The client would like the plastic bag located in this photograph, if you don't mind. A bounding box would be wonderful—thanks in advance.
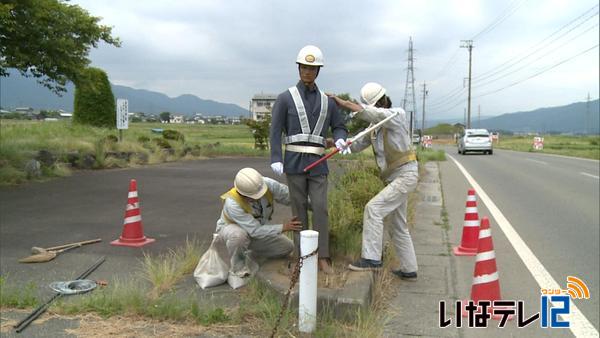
[227,250,259,289]
[194,234,229,289]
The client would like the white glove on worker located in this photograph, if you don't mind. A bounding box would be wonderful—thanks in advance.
[271,162,284,176]
[335,139,352,155]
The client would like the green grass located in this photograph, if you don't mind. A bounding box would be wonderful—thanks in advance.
[417,147,446,162]
[0,276,39,308]
[0,120,265,185]
[494,135,600,160]
[328,161,384,258]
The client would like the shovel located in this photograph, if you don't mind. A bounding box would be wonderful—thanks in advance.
[19,244,82,263]
[31,238,102,254]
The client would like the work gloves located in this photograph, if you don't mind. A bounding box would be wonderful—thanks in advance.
[271,162,284,176]
[335,139,352,155]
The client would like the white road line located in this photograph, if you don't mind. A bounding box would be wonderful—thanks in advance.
[447,154,598,337]
[580,172,600,180]
[525,158,548,165]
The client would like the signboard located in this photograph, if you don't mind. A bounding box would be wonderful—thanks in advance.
[116,99,129,130]
[533,137,544,150]
[422,135,433,148]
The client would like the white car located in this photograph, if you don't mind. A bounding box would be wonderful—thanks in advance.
[458,129,493,155]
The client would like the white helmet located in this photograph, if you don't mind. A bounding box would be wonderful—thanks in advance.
[234,168,267,200]
[360,82,386,106]
[296,45,324,67]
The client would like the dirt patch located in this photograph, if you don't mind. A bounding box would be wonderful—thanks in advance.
[64,314,239,337]
[275,257,351,289]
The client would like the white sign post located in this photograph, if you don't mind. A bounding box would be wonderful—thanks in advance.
[116,99,129,141]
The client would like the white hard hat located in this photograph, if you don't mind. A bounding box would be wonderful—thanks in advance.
[234,168,267,200]
[360,82,386,106]
[296,45,324,67]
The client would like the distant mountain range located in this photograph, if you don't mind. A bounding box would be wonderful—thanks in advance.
[0,71,249,118]
[423,100,599,134]
[1,71,598,133]
[480,100,599,134]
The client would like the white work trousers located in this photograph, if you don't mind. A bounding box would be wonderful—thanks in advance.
[362,168,418,273]
[218,224,294,271]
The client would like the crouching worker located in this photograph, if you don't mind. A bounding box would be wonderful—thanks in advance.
[217,168,302,276]
[330,82,419,280]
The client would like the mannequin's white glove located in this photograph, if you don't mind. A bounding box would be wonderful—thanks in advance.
[335,139,352,155]
[271,162,284,176]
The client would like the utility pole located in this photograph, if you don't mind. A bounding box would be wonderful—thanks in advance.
[461,40,473,129]
[421,83,428,137]
[586,93,590,134]
[403,37,418,137]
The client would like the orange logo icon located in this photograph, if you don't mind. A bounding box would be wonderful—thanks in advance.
[566,276,590,299]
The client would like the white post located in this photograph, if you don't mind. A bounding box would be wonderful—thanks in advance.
[298,230,318,333]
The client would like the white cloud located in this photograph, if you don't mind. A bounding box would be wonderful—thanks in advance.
[73,0,599,119]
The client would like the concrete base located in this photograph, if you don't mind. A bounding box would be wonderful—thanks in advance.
[256,259,374,322]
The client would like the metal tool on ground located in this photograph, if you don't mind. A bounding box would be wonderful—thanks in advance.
[49,279,97,295]
[303,110,400,172]
[14,256,106,333]
[19,244,82,263]
[30,238,102,254]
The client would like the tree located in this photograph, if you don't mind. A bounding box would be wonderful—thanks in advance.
[0,0,120,94]
[246,115,271,150]
[160,112,171,123]
[336,93,369,134]
[73,67,115,128]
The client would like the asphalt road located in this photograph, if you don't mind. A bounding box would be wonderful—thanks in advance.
[0,158,292,297]
[438,145,599,335]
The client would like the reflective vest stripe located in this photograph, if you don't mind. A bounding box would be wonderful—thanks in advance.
[287,86,328,145]
[289,87,311,134]
[284,134,325,146]
[313,91,328,138]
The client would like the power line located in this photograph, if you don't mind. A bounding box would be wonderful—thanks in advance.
[471,0,528,41]
[474,23,599,88]
[474,44,599,98]
[428,5,599,106]
[474,7,598,81]
[428,43,599,115]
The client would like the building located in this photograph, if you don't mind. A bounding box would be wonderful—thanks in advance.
[250,93,276,121]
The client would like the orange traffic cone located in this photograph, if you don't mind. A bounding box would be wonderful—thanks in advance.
[453,189,479,256]
[111,179,155,247]
[462,217,511,320]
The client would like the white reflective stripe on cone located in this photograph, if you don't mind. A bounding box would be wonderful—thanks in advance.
[476,250,496,262]
[465,207,478,213]
[126,203,139,211]
[467,196,476,201]
[463,220,479,227]
[128,191,138,198]
[124,215,142,224]
[473,272,499,285]
[479,229,491,239]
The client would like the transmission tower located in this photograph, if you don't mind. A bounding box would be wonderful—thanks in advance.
[403,37,418,136]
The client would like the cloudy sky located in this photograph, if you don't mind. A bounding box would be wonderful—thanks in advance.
[73,0,599,120]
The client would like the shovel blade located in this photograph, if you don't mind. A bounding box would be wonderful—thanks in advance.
[18,252,57,263]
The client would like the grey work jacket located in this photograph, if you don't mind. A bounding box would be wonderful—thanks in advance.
[215,178,291,239]
[350,106,418,182]
[270,81,347,175]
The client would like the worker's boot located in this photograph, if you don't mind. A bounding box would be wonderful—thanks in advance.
[318,258,333,274]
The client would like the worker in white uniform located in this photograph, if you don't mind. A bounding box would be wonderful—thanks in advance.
[329,82,419,280]
[216,168,302,275]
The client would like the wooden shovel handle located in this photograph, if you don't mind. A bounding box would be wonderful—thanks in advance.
[45,238,101,251]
